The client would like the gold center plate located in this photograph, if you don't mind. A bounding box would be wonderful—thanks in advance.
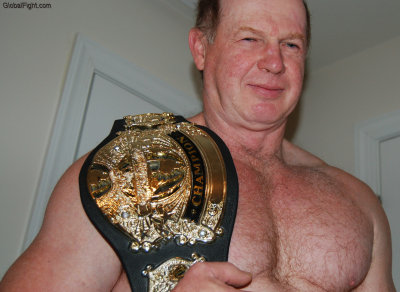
[86,113,227,252]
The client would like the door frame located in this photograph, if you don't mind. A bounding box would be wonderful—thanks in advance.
[355,109,400,197]
[23,34,201,250]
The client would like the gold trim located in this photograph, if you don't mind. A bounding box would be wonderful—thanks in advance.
[181,128,227,231]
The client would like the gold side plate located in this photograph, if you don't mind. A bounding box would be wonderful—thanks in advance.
[142,253,205,292]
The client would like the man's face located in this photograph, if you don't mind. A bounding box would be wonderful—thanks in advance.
[199,0,307,131]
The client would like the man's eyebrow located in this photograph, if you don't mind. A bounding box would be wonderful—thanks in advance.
[236,27,306,42]
[285,33,306,42]
[236,26,262,35]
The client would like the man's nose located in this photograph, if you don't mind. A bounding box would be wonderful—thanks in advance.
[257,44,284,74]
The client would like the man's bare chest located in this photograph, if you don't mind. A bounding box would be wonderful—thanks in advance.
[228,162,374,291]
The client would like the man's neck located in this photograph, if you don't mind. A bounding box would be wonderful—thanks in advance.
[188,112,287,162]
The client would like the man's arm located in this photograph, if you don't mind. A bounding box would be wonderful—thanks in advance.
[0,156,122,291]
[354,185,396,291]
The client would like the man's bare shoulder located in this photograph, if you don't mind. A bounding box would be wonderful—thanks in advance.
[282,139,380,207]
[0,155,122,292]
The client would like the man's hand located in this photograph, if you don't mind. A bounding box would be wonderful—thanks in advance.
[173,262,252,291]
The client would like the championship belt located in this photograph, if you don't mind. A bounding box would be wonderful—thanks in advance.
[79,113,238,291]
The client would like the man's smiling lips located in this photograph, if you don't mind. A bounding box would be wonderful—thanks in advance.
[247,84,284,99]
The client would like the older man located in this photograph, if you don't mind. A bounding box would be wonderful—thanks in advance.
[0,0,395,291]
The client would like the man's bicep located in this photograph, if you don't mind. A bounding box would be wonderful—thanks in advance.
[1,155,122,291]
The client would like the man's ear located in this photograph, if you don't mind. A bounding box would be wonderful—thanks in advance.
[189,28,208,71]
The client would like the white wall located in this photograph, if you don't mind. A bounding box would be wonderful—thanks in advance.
[0,0,197,277]
[292,35,400,175]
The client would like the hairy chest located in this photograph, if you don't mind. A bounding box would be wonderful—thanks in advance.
[228,163,374,291]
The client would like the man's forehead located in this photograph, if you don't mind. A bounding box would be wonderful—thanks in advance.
[218,0,307,32]
[219,0,306,20]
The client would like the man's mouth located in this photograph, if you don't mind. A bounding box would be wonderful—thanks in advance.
[248,84,284,99]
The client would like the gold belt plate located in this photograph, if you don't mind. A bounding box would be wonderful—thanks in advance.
[142,253,205,292]
[86,113,227,253]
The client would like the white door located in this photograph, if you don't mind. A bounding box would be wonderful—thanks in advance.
[75,73,166,158]
[380,135,400,288]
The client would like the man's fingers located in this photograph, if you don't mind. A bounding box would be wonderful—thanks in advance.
[189,262,252,288]
[172,261,252,291]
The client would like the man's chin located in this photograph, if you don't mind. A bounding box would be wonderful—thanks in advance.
[236,116,286,132]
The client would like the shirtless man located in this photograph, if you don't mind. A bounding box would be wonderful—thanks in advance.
[0,0,395,291]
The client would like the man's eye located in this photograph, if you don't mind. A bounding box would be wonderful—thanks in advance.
[242,37,256,42]
[285,42,299,49]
